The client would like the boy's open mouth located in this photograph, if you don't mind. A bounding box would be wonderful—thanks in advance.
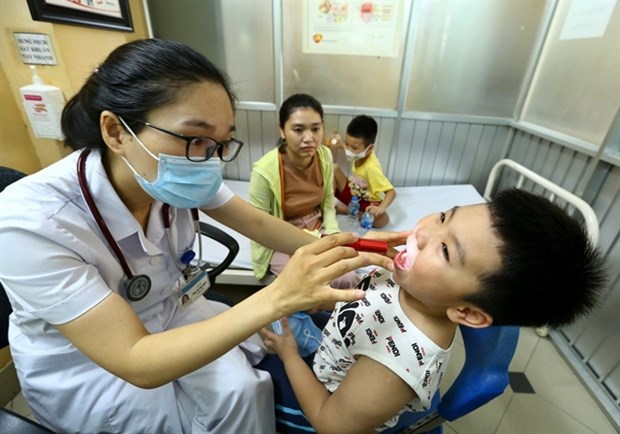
[395,232,418,270]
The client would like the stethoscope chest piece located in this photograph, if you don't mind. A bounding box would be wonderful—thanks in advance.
[78,149,202,304]
[125,274,152,301]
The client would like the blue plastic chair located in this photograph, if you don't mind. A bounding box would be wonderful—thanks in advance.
[387,325,520,434]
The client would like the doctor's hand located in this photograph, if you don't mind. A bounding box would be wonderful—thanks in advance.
[266,232,393,318]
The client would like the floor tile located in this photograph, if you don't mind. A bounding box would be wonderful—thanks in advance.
[496,393,598,434]
[509,372,535,394]
[445,388,513,434]
[525,338,617,434]
[509,327,540,372]
[443,423,458,434]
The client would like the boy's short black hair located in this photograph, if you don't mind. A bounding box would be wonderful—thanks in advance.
[346,115,378,145]
[466,189,606,328]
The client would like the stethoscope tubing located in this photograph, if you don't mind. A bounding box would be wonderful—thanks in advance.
[78,148,136,280]
[77,148,202,301]
[162,204,203,272]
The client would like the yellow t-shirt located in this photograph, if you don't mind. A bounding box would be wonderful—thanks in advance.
[349,153,393,202]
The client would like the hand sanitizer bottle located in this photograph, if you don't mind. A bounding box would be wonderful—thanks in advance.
[19,65,65,140]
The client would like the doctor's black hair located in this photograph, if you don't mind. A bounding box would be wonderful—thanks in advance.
[61,38,236,151]
[346,115,378,146]
[465,188,607,328]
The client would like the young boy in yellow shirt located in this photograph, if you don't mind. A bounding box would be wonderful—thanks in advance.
[329,115,396,228]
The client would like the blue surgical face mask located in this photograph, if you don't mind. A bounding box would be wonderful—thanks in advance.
[119,118,223,209]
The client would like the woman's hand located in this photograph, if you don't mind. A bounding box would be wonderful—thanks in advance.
[261,317,299,362]
[266,232,392,317]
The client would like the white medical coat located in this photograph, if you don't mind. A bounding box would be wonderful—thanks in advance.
[0,150,274,433]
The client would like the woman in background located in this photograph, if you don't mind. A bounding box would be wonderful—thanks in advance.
[249,93,360,289]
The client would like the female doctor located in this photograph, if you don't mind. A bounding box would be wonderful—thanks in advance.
[0,39,400,433]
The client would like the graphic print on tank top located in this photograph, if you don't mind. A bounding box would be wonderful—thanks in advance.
[314,268,452,421]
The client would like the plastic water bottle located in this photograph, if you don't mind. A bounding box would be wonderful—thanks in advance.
[348,196,360,224]
[358,211,374,236]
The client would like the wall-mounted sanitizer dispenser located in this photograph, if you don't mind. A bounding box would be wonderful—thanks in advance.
[19,66,65,140]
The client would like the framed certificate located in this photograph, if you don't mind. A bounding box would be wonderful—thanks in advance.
[27,0,133,33]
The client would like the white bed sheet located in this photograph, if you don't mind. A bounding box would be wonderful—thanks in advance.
[196,180,485,285]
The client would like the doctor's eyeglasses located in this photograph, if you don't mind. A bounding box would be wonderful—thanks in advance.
[127,119,244,162]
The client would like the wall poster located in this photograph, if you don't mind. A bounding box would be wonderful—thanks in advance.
[303,0,404,57]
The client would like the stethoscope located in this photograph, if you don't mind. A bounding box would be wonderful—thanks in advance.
[77,148,203,302]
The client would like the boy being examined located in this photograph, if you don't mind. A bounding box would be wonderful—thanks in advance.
[259,189,606,433]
